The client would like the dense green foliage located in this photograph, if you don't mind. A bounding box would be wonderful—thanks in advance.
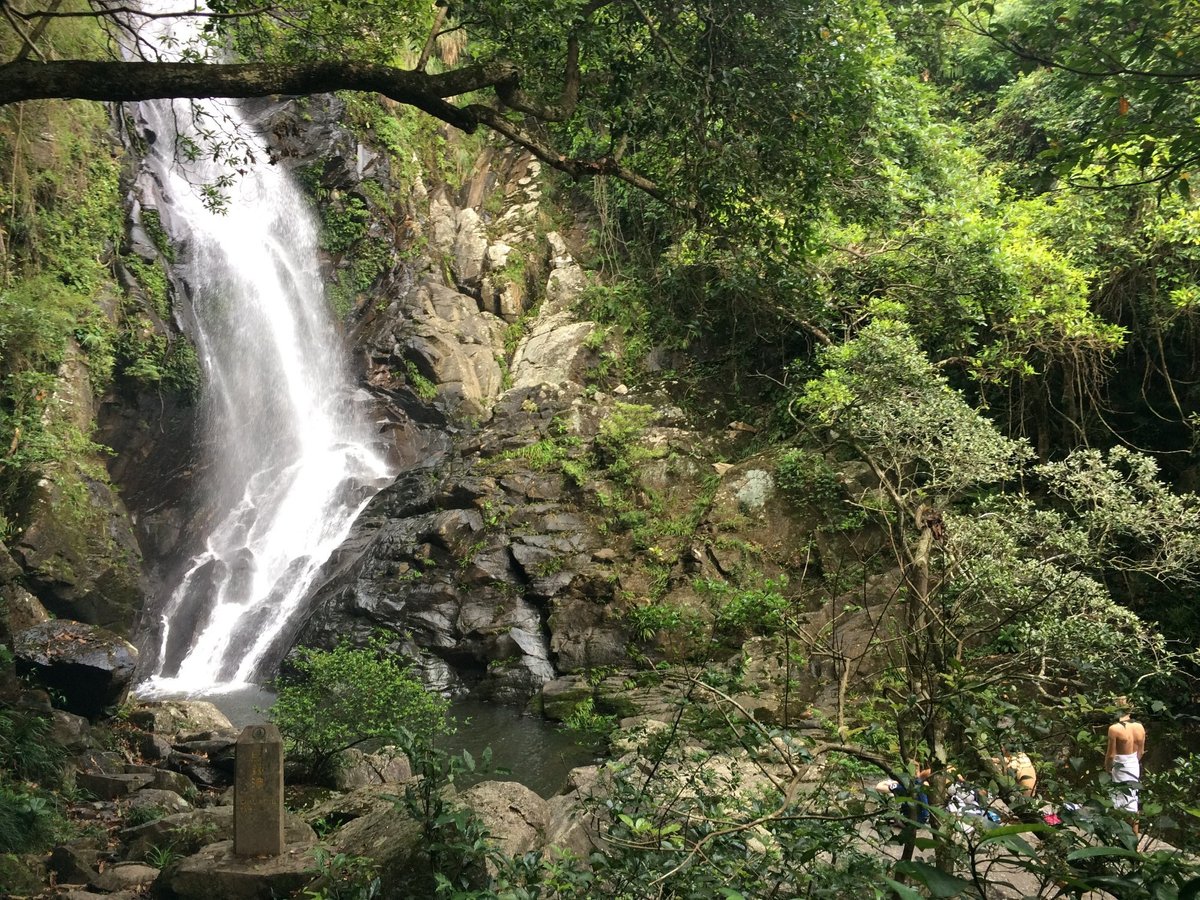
[0,13,200,539]
[0,708,64,853]
[270,639,450,781]
[795,319,1190,776]
[0,98,122,531]
[2,0,1200,893]
[952,0,1200,187]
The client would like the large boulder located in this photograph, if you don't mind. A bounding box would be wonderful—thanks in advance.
[508,316,597,391]
[548,595,627,673]
[451,207,489,290]
[322,780,548,891]
[49,709,93,751]
[127,700,235,740]
[75,771,154,799]
[399,281,507,416]
[13,620,138,718]
[545,765,606,861]
[328,795,424,889]
[543,232,589,313]
[329,746,412,790]
[296,478,561,700]
[539,676,595,722]
[92,862,160,893]
[460,780,549,861]
[3,586,51,636]
[428,193,458,257]
[301,785,395,827]
[127,788,192,816]
[14,470,146,634]
[49,844,102,885]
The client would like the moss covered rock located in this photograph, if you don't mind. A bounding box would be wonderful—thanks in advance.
[14,473,145,634]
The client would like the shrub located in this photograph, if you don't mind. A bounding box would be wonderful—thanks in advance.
[303,847,381,900]
[595,402,659,484]
[562,698,616,745]
[0,783,60,852]
[775,448,843,506]
[125,804,169,828]
[699,575,794,636]
[403,360,439,402]
[270,639,450,782]
[0,707,64,784]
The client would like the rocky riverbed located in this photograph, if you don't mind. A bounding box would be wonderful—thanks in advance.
[0,695,604,899]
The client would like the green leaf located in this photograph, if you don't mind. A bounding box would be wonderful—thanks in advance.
[987,834,1038,858]
[893,860,974,897]
[1066,846,1141,861]
[882,878,924,900]
[979,823,1055,841]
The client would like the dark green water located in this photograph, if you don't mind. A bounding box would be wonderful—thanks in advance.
[439,699,600,798]
[200,688,597,798]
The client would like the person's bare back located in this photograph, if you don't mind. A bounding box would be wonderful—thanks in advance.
[1106,717,1146,762]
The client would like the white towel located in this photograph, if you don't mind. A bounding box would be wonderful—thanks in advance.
[1110,752,1140,812]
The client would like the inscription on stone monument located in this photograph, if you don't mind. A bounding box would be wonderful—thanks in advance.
[234,723,284,857]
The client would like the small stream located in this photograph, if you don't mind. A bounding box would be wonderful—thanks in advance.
[202,688,597,799]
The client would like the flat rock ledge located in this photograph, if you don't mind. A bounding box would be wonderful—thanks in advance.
[152,840,315,900]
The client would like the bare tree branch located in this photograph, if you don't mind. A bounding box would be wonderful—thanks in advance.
[415,3,448,73]
[14,0,61,63]
[10,4,274,23]
[2,4,46,63]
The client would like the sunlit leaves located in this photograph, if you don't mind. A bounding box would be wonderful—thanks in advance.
[794,317,1187,697]
[953,0,1200,186]
[797,318,1031,506]
[1037,446,1200,580]
[269,638,450,780]
[209,0,435,65]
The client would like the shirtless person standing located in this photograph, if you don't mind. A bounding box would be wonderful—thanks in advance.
[1105,700,1147,832]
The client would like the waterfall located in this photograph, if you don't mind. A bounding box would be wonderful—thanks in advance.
[125,3,396,694]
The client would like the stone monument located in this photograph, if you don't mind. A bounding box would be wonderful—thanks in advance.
[234,724,284,857]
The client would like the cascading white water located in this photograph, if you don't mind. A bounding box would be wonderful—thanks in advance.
[125,3,396,694]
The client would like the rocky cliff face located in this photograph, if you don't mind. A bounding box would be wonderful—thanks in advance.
[253,100,823,707]
[281,127,636,700]
[23,93,856,719]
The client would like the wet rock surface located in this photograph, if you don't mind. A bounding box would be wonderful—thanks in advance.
[128,700,235,740]
[294,381,630,700]
[263,127,801,713]
[13,620,139,719]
